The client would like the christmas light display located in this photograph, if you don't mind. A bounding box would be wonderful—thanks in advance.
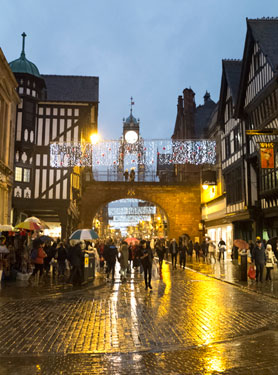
[50,139,216,168]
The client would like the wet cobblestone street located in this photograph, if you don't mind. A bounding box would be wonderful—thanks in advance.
[1,263,278,374]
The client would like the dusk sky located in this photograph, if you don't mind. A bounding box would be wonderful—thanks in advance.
[1,1,278,140]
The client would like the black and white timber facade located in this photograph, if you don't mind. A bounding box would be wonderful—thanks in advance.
[203,18,278,243]
[9,34,99,238]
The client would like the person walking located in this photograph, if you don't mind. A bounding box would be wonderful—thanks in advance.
[194,241,201,262]
[30,238,47,282]
[208,241,216,263]
[200,239,208,263]
[169,239,178,269]
[265,244,276,281]
[119,240,129,282]
[218,239,226,261]
[179,242,187,269]
[57,241,68,277]
[139,240,153,290]
[253,239,265,283]
[103,239,118,282]
[155,239,165,268]
[187,240,193,262]
[67,241,84,285]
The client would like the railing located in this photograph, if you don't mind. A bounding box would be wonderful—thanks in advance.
[85,171,200,184]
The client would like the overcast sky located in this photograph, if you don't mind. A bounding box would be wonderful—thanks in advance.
[1,1,278,140]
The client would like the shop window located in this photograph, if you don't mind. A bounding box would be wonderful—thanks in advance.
[23,169,30,183]
[15,167,22,182]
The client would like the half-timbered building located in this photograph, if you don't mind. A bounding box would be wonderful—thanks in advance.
[217,59,258,241]
[9,34,99,238]
[0,48,20,226]
[236,18,278,239]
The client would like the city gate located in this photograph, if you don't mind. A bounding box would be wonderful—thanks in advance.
[80,179,201,240]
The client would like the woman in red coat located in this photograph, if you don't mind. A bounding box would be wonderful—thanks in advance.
[31,239,47,279]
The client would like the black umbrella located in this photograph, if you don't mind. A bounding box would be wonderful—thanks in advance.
[39,235,53,243]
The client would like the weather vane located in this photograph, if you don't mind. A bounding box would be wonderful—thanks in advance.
[130,96,135,114]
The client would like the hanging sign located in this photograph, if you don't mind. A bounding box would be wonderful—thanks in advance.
[260,142,274,169]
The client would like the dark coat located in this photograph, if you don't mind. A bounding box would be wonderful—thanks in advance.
[68,244,83,267]
[139,245,153,266]
[169,241,179,255]
[103,244,118,264]
[253,245,266,265]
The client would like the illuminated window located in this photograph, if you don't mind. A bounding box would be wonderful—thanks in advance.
[23,169,30,183]
[15,167,22,181]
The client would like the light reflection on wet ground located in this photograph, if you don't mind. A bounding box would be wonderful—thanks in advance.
[1,262,278,374]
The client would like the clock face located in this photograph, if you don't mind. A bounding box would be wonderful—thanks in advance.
[125,130,138,144]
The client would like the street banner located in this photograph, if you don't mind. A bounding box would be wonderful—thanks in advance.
[260,142,274,169]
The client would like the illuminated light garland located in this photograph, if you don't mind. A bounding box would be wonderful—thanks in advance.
[50,139,216,168]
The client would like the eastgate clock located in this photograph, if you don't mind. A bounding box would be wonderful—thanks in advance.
[124,130,138,144]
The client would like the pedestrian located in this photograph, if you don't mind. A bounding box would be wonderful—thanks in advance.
[169,238,178,269]
[119,240,129,282]
[253,239,265,283]
[129,168,135,182]
[218,238,226,261]
[200,239,207,263]
[123,169,129,182]
[208,241,216,263]
[139,240,153,290]
[188,240,193,262]
[103,238,118,282]
[57,241,68,277]
[155,239,165,268]
[67,241,84,285]
[179,242,187,269]
[194,241,200,262]
[30,238,47,282]
[265,244,276,281]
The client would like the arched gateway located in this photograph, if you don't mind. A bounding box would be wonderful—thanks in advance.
[80,179,201,240]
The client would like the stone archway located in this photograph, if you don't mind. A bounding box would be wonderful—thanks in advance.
[80,180,201,240]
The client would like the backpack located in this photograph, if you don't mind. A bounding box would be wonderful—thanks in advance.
[31,248,38,261]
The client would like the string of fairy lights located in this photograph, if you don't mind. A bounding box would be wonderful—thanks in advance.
[50,139,216,168]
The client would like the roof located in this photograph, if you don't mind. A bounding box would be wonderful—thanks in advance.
[195,97,217,138]
[248,18,278,72]
[223,60,242,103]
[235,18,278,115]
[41,75,99,102]
[9,54,41,78]
[9,32,41,78]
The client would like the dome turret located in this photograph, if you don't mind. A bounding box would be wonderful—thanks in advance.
[9,32,41,78]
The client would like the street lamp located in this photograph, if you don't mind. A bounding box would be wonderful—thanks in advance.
[90,133,100,144]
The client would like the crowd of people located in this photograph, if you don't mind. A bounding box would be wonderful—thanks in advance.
[1,231,277,286]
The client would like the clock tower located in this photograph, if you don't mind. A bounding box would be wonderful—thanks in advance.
[118,98,145,181]
[123,97,139,144]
